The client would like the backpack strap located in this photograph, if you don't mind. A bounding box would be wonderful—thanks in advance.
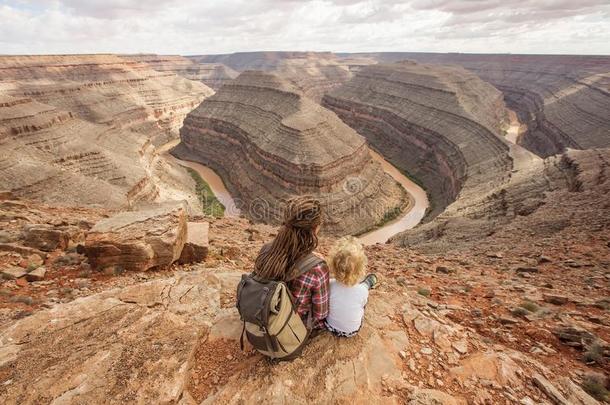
[286,253,325,282]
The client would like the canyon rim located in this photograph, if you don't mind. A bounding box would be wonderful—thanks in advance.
[1,1,610,404]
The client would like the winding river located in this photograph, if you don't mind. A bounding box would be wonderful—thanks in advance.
[157,140,429,245]
[157,140,241,217]
[358,150,429,245]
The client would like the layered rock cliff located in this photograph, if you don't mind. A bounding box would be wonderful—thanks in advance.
[0,55,212,208]
[191,51,337,72]
[176,71,408,235]
[323,61,512,220]
[0,54,213,145]
[342,53,610,157]
[273,56,353,103]
[192,52,353,102]
[123,54,238,90]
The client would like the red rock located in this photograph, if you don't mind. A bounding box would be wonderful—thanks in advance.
[15,277,28,287]
[84,203,187,272]
[178,222,209,264]
[26,267,46,282]
[22,225,70,252]
[1,267,27,280]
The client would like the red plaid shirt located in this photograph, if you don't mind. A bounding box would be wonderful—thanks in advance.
[288,262,330,329]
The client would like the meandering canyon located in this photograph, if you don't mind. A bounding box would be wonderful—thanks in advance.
[1,52,608,405]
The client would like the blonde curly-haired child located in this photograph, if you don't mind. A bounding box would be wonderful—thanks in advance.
[325,236,377,337]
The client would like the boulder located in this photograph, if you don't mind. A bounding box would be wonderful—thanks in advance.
[0,243,47,259]
[1,267,27,280]
[26,266,46,282]
[84,203,187,272]
[543,293,569,305]
[22,225,70,252]
[532,373,570,405]
[554,325,598,349]
[178,222,209,264]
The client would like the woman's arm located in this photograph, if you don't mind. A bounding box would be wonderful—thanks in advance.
[311,264,330,328]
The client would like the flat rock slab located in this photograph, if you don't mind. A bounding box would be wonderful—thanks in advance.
[1,267,27,280]
[84,203,187,272]
[179,222,209,264]
[25,266,46,282]
[22,224,70,252]
[0,270,224,404]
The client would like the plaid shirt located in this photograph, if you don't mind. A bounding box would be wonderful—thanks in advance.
[288,262,330,329]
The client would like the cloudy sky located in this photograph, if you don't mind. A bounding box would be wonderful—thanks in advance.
[1,0,609,55]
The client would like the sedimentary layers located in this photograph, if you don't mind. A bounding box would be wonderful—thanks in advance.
[0,54,213,145]
[192,52,354,102]
[0,55,212,208]
[176,71,407,235]
[273,57,353,103]
[0,95,157,207]
[191,51,337,72]
[395,147,610,251]
[124,54,238,91]
[323,61,512,220]
[342,53,610,157]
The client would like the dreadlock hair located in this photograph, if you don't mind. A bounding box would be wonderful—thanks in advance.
[254,196,322,281]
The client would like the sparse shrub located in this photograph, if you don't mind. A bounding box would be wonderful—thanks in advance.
[0,288,12,296]
[583,343,604,364]
[184,166,225,218]
[417,287,431,297]
[380,206,402,225]
[10,295,34,305]
[594,299,610,311]
[511,307,530,317]
[78,270,92,278]
[582,373,609,402]
[519,300,540,313]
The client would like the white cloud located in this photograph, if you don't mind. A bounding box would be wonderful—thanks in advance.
[0,0,608,55]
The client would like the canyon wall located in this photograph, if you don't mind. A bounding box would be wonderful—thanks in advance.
[192,52,354,102]
[340,53,610,157]
[123,54,238,90]
[323,61,512,220]
[394,146,610,251]
[190,51,337,72]
[0,54,213,145]
[176,71,408,235]
[0,55,212,208]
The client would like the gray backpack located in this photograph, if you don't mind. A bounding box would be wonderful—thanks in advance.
[236,253,324,360]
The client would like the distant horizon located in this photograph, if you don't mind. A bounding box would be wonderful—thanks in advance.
[2,50,610,57]
[1,1,609,56]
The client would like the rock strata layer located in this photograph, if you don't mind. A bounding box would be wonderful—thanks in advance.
[177,71,407,235]
[123,54,239,91]
[324,61,512,220]
[84,203,187,272]
[0,55,213,208]
[343,53,610,157]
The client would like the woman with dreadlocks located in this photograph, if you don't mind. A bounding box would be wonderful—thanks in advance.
[253,196,330,330]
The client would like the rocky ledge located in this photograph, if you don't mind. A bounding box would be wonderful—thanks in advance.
[176,71,408,235]
[323,61,512,220]
[1,264,605,404]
